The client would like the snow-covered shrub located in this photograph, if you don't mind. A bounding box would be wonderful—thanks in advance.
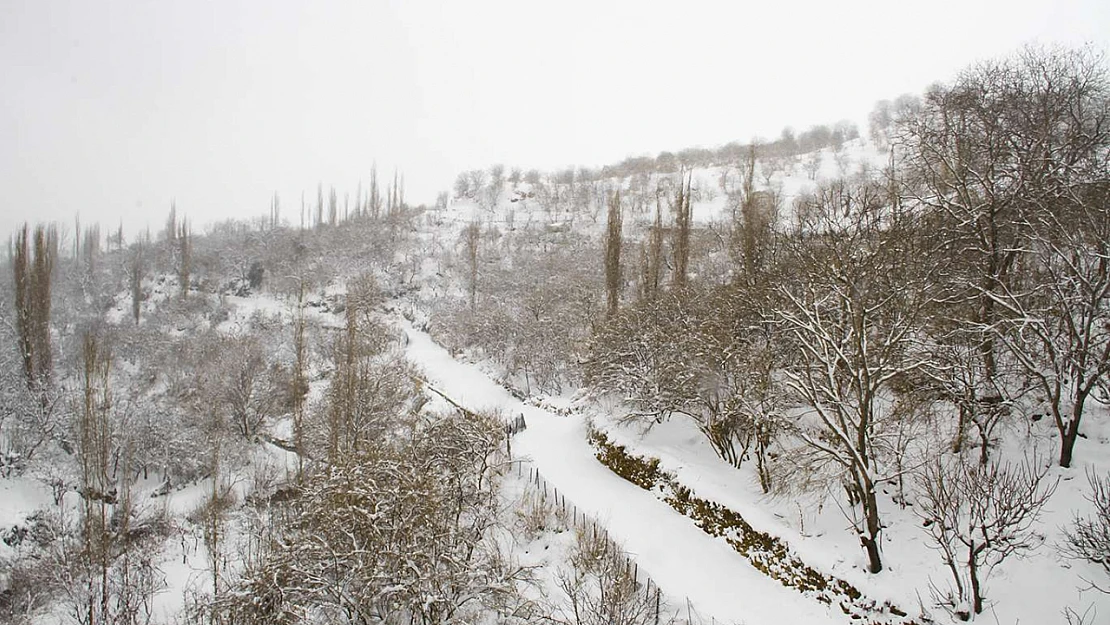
[516,487,565,539]
[1062,470,1110,592]
[429,226,601,394]
[555,524,659,625]
[218,409,527,624]
[586,286,785,486]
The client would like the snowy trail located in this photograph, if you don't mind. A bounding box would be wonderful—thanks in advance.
[403,325,847,625]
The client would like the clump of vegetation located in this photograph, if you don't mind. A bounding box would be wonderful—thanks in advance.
[589,427,916,624]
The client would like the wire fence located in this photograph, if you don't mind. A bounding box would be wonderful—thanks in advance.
[505,415,717,625]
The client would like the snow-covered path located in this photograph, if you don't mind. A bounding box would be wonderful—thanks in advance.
[402,325,847,625]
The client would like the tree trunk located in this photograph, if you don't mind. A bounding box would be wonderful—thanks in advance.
[1059,415,1079,468]
[862,481,883,573]
[1059,394,1088,468]
[969,543,984,615]
[953,402,968,454]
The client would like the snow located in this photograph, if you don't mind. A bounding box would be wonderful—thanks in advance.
[403,321,849,625]
[402,305,1110,624]
[0,476,53,567]
[0,477,51,528]
[6,138,1107,623]
[587,380,1110,625]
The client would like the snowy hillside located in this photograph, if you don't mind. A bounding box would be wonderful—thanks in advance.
[4,48,1110,625]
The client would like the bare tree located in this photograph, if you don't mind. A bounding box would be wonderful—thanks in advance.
[128,235,146,325]
[328,186,338,226]
[369,164,382,217]
[586,287,784,486]
[898,46,1110,466]
[468,169,488,200]
[11,222,58,390]
[945,47,1110,468]
[924,329,1011,463]
[489,163,505,190]
[987,194,1110,467]
[868,99,894,146]
[640,188,664,300]
[672,171,692,290]
[177,220,191,300]
[463,221,481,313]
[604,191,622,318]
[1062,470,1110,593]
[321,274,417,462]
[220,410,518,624]
[779,178,933,573]
[734,145,779,281]
[222,338,280,440]
[292,281,309,478]
[916,455,1057,618]
[76,331,114,625]
[802,151,821,180]
[454,172,471,200]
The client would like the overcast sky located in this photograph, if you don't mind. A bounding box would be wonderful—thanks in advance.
[2,0,1108,241]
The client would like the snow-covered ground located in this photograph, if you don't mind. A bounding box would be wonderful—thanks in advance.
[5,139,1107,623]
[592,403,1110,625]
[403,321,851,625]
[401,314,1110,625]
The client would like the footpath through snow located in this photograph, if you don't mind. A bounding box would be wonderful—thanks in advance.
[402,323,848,625]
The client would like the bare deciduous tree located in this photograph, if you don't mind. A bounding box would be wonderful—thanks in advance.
[640,188,664,300]
[177,220,191,300]
[898,46,1110,467]
[916,455,1057,619]
[463,220,481,313]
[11,223,58,390]
[671,172,692,290]
[779,178,933,574]
[1062,470,1110,594]
[604,191,622,318]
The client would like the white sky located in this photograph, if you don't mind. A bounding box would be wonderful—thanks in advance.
[2,0,1108,240]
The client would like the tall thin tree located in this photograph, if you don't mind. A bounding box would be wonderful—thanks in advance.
[605,191,623,318]
[672,171,692,289]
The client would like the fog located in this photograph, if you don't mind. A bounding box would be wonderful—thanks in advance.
[2,0,1107,240]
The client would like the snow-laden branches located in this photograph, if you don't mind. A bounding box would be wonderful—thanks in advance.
[218,409,527,625]
[585,286,787,489]
[1062,469,1110,594]
[778,177,937,574]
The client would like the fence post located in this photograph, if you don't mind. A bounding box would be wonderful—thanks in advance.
[654,588,660,625]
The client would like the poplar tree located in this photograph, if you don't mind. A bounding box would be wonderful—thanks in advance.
[605,191,622,318]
